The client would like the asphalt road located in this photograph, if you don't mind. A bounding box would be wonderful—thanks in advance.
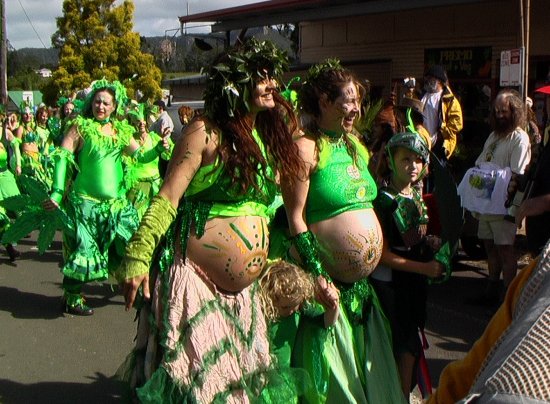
[1,231,529,403]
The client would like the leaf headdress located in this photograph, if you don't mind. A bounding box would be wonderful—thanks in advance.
[304,58,344,84]
[80,79,129,118]
[203,38,289,122]
[19,100,34,115]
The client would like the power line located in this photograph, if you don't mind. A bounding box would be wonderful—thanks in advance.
[16,0,48,49]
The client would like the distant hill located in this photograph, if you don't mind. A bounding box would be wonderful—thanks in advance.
[11,47,59,69]
[11,26,294,70]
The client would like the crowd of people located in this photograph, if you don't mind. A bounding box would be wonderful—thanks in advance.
[2,37,550,403]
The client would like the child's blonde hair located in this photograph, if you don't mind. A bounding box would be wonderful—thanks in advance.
[259,259,315,321]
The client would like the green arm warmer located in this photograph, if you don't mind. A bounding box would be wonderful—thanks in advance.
[50,147,73,204]
[132,141,166,164]
[116,194,177,282]
[291,230,332,282]
[10,138,22,169]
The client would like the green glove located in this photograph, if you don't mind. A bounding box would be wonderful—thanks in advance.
[132,141,167,164]
[10,137,22,170]
[116,194,176,282]
[291,230,332,282]
[50,147,73,204]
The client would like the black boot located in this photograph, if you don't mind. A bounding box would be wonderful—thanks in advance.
[6,244,20,262]
[63,292,94,316]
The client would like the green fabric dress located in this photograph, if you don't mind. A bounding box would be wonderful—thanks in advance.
[291,134,406,404]
[61,117,139,282]
[0,141,21,238]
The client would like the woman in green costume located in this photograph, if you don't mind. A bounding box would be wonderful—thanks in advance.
[43,80,170,316]
[12,102,50,187]
[125,102,173,220]
[117,39,305,403]
[281,60,406,403]
[0,107,22,261]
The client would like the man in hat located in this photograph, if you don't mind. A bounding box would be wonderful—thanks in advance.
[421,65,463,161]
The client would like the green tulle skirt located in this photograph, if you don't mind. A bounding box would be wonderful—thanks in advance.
[61,192,139,282]
[292,281,406,404]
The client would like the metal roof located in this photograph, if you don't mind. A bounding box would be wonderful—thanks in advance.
[179,0,492,32]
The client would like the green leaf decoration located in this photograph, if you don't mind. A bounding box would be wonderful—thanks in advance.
[2,210,44,245]
[37,220,58,254]
[203,38,289,124]
[1,174,74,252]
[18,175,50,204]
[0,195,34,212]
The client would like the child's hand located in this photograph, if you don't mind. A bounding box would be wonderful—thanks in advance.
[425,260,444,278]
[315,276,339,310]
[324,282,340,308]
[426,235,442,251]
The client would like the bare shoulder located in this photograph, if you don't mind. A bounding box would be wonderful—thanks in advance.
[294,132,318,164]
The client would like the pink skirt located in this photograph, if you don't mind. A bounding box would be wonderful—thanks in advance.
[135,256,272,403]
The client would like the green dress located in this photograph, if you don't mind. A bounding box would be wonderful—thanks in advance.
[291,134,406,404]
[61,117,139,282]
[0,141,21,239]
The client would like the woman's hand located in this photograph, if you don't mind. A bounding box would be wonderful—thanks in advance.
[122,273,150,311]
[15,166,21,176]
[42,198,59,211]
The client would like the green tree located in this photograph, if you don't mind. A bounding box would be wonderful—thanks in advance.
[42,0,162,105]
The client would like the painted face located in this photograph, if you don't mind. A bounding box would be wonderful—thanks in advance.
[250,76,277,113]
[324,81,361,133]
[92,90,116,121]
[273,295,301,318]
[391,146,424,186]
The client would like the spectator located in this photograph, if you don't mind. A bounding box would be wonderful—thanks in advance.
[464,89,531,305]
[421,65,463,161]
[148,100,174,138]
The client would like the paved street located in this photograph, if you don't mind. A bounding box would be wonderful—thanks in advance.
[0,231,530,403]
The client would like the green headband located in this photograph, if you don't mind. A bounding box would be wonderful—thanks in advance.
[19,100,33,114]
[80,79,129,118]
[203,38,289,121]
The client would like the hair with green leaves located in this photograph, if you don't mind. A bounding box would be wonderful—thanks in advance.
[203,38,289,123]
[202,38,305,195]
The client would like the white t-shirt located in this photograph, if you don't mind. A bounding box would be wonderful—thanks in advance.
[475,128,531,174]
[422,91,442,145]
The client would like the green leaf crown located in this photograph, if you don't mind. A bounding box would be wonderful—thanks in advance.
[203,38,289,122]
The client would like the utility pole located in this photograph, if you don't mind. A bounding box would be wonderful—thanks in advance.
[0,0,7,106]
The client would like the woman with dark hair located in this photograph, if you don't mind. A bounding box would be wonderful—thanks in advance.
[282,59,405,403]
[43,80,170,316]
[117,39,305,402]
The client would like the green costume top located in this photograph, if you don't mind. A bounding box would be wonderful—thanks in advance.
[306,133,377,224]
[21,123,38,144]
[374,186,430,258]
[72,116,134,199]
[172,128,278,259]
[127,131,172,181]
[35,125,51,153]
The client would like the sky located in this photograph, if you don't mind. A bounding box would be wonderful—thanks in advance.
[5,0,260,50]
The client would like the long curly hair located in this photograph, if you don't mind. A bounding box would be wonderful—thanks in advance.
[490,89,527,133]
[204,39,305,195]
[259,260,315,322]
